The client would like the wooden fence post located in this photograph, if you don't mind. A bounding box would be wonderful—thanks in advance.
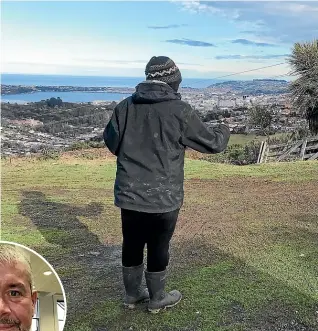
[258,141,267,164]
[300,139,307,160]
[257,141,264,164]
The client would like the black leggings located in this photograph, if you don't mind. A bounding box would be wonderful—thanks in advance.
[121,208,179,272]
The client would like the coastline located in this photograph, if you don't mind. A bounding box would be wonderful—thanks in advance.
[1,84,136,96]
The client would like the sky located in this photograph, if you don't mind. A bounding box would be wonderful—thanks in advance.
[1,1,318,80]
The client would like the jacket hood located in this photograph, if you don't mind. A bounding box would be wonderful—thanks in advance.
[132,80,181,104]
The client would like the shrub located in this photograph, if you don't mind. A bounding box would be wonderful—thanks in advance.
[38,149,60,160]
[266,134,292,145]
[65,141,104,151]
[201,140,262,165]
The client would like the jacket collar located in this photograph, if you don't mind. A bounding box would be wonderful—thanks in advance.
[132,80,181,104]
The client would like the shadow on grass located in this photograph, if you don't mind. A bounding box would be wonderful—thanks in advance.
[19,190,123,330]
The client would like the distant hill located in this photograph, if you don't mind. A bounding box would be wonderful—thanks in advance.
[207,79,289,95]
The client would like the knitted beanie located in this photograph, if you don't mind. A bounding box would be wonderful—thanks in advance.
[145,56,182,88]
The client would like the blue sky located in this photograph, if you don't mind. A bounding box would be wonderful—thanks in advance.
[2,1,318,79]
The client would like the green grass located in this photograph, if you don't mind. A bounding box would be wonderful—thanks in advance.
[2,159,116,190]
[228,133,286,146]
[69,257,317,331]
[1,156,318,331]
[184,158,318,182]
[228,134,260,146]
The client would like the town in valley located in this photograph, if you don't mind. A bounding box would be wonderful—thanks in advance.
[1,79,306,156]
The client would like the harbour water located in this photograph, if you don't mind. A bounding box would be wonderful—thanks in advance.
[1,73,217,103]
[1,91,131,104]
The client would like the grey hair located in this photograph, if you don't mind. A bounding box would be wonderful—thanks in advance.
[0,243,34,290]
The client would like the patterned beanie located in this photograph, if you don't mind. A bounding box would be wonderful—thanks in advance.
[145,56,182,88]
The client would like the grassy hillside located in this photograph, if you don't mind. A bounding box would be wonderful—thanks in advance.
[229,133,261,146]
[1,153,318,331]
[228,133,287,146]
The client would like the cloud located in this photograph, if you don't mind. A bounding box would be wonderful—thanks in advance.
[73,59,147,65]
[240,30,257,34]
[73,58,202,67]
[215,54,289,60]
[165,38,216,47]
[148,24,188,29]
[179,1,318,44]
[178,62,202,66]
[2,61,146,76]
[231,39,276,47]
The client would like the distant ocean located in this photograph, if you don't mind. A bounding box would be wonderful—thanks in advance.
[1,73,216,103]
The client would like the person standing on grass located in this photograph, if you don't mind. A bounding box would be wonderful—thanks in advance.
[104,56,230,313]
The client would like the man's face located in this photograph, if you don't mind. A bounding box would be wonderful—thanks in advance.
[0,262,37,331]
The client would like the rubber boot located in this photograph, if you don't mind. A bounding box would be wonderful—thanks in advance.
[122,264,149,309]
[145,269,182,314]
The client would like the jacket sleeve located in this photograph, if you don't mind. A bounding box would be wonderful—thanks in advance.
[103,107,120,156]
[180,109,230,154]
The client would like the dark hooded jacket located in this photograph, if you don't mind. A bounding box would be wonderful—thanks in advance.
[104,80,230,213]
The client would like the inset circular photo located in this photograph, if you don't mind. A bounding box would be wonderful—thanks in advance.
[0,241,67,331]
